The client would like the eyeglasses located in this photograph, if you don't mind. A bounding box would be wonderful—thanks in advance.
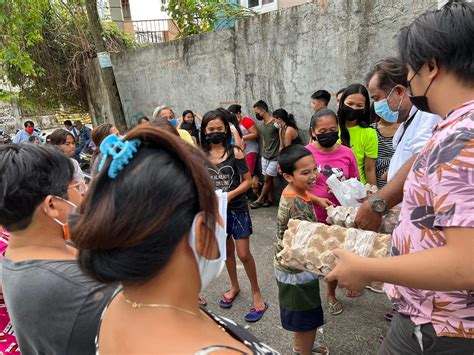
[68,181,87,194]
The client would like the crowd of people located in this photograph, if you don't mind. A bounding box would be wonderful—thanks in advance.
[0,1,473,354]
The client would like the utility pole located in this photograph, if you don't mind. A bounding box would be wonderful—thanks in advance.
[84,0,127,132]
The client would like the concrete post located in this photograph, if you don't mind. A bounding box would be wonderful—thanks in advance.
[109,0,124,30]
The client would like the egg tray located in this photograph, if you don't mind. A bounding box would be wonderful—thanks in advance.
[326,206,401,234]
[277,219,391,275]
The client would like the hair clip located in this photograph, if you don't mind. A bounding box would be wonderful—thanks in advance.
[98,134,141,179]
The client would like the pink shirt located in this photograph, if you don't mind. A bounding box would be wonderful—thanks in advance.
[0,229,20,353]
[305,144,359,223]
[385,101,474,338]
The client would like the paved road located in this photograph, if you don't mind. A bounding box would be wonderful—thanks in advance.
[203,206,392,355]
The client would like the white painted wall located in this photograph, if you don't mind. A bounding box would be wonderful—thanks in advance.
[129,0,170,20]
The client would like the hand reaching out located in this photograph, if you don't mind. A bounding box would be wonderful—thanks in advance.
[324,249,371,291]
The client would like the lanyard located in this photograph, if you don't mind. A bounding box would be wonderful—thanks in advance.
[397,109,419,146]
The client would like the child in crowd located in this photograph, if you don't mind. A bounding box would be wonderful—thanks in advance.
[0,144,115,354]
[307,108,360,306]
[275,145,328,355]
[201,110,267,322]
[49,129,87,192]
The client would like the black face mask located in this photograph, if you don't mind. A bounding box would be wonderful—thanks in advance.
[408,73,435,114]
[206,132,227,144]
[342,104,365,122]
[255,113,263,121]
[316,131,339,148]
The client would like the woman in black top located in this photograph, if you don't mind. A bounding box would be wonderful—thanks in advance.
[273,109,303,150]
[201,110,268,323]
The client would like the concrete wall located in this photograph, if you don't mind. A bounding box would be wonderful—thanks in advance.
[0,100,20,133]
[112,0,437,134]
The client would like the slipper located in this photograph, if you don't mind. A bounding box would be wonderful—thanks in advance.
[378,335,384,344]
[328,300,343,316]
[219,290,240,309]
[262,201,273,208]
[346,290,362,298]
[384,311,394,322]
[250,201,263,209]
[292,341,329,354]
[244,302,268,322]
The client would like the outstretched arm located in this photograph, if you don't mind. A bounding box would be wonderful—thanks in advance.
[325,227,474,291]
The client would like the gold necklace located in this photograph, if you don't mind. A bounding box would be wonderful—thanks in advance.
[121,293,226,332]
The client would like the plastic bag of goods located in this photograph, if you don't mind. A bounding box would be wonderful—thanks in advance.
[326,176,367,207]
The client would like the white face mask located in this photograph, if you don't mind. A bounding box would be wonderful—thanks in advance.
[50,196,78,240]
[188,213,227,293]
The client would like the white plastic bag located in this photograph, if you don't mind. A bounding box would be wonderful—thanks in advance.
[326,176,367,207]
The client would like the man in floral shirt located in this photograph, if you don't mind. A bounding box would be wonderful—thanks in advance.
[326,2,474,353]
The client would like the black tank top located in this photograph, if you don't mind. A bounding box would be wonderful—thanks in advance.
[282,126,303,147]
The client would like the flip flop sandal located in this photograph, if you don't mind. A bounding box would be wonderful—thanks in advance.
[250,201,263,209]
[219,290,240,309]
[384,311,394,322]
[379,335,384,344]
[292,342,330,355]
[262,201,273,208]
[328,300,343,315]
[244,302,268,322]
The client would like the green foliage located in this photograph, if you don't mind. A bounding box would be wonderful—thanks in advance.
[0,0,49,77]
[0,0,136,111]
[164,0,254,38]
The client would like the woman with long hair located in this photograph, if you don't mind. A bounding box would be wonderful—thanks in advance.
[71,127,275,353]
[91,123,120,170]
[337,84,378,185]
[179,110,200,144]
[200,110,267,323]
[273,108,303,149]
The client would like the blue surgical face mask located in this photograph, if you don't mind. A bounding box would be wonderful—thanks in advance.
[374,87,403,123]
[169,119,178,127]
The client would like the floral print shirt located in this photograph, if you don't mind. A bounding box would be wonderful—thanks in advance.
[385,100,474,338]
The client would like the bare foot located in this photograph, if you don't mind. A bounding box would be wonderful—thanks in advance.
[346,289,362,298]
[252,291,265,311]
[223,287,240,301]
[327,293,343,315]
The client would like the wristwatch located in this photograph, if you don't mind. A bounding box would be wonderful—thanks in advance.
[369,197,389,215]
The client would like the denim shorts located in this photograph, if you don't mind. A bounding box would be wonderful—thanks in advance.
[226,209,253,240]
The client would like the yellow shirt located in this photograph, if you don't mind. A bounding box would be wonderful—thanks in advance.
[178,129,195,145]
[346,125,378,184]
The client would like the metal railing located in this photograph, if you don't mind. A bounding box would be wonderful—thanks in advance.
[129,19,176,44]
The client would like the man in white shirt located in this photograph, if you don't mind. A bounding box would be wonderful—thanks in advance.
[387,107,440,181]
[355,57,440,230]
[368,57,441,181]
